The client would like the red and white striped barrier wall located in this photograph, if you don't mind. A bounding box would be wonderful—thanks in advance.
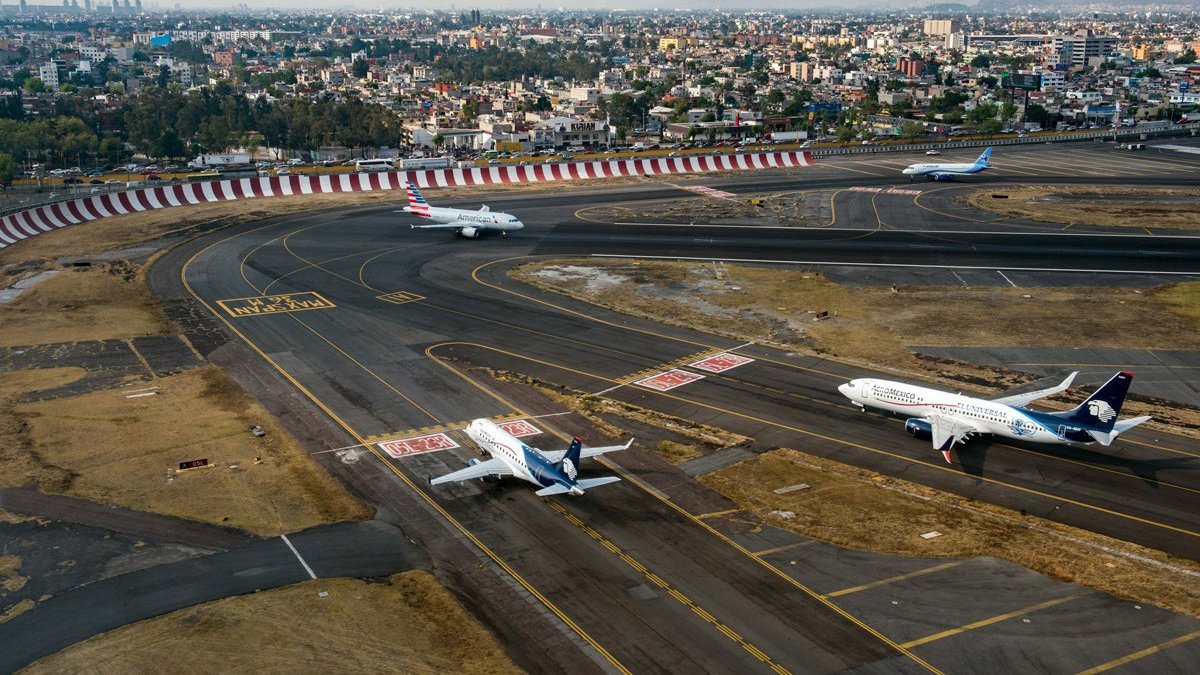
[0,150,812,249]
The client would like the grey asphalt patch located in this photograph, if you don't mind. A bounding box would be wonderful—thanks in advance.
[130,334,204,375]
[0,270,60,304]
[0,519,428,674]
[913,346,1200,408]
[721,519,1200,672]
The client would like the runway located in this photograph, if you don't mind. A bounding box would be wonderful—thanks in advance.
[151,141,1200,673]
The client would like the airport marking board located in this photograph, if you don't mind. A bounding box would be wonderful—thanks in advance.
[377,290,426,305]
[217,292,335,318]
[378,432,459,458]
[498,419,543,437]
[635,369,705,391]
[690,352,755,373]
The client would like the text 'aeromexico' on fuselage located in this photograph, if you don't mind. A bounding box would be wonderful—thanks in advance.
[403,181,524,238]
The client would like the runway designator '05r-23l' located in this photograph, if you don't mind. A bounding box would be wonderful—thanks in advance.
[429,419,633,496]
[838,371,1152,463]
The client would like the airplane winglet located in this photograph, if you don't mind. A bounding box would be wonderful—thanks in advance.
[623,437,635,449]
[942,450,953,464]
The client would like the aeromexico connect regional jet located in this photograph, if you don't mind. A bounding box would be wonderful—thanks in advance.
[902,147,992,180]
[838,371,1152,463]
[429,419,633,496]
[403,181,524,238]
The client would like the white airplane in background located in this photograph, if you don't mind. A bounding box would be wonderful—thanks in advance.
[429,419,633,496]
[838,371,1151,463]
[403,181,524,238]
[902,147,993,181]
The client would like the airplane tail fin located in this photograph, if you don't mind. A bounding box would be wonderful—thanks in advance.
[1049,371,1134,433]
[975,147,993,167]
[404,181,431,218]
[557,437,583,480]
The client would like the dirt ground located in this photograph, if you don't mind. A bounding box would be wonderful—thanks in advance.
[701,448,1200,620]
[578,188,834,226]
[512,259,1200,427]
[8,366,370,535]
[24,571,522,675]
[963,186,1200,230]
[0,263,169,347]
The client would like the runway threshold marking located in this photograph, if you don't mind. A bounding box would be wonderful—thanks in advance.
[216,291,335,317]
[545,500,792,675]
[825,561,965,598]
[1075,628,1200,674]
[899,593,1087,649]
[426,342,942,674]
[185,227,632,675]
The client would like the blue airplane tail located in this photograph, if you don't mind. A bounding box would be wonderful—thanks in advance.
[974,147,993,168]
[1047,371,1133,433]
[557,437,583,479]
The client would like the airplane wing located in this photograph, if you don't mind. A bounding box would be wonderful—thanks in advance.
[429,458,513,485]
[542,438,634,463]
[992,372,1077,408]
[535,484,572,497]
[411,220,474,230]
[928,414,981,463]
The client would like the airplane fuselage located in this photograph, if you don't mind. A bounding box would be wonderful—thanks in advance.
[466,419,582,494]
[406,205,525,232]
[839,379,1092,445]
[901,162,989,179]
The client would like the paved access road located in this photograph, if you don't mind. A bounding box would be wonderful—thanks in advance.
[160,142,1200,674]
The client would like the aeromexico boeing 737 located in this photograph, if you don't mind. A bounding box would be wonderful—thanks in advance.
[403,181,524,238]
[902,148,992,180]
[429,419,633,496]
[838,371,1151,463]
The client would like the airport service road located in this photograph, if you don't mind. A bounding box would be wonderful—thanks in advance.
[165,148,1200,672]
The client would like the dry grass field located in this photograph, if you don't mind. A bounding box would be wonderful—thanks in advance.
[964,186,1200,230]
[25,571,522,675]
[8,366,370,535]
[0,263,170,347]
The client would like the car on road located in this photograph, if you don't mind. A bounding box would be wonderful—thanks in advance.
[925,150,941,155]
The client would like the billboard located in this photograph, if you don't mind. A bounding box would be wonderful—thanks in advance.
[1002,73,1041,90]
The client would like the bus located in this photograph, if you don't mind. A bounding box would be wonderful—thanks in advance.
[355,158,396,173]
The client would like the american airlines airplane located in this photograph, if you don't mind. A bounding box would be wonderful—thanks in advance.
[838,371,1151,463]
[403,181,525,238]
[902,147,992,180]
[429,419,633,496]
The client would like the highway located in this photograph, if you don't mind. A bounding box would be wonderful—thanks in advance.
[148,141,1200,673]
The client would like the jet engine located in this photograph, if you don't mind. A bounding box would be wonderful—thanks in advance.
[905,418,933,441]
[458,226,480,238]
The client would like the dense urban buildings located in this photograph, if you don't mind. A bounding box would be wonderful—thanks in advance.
[1,8,1198,176]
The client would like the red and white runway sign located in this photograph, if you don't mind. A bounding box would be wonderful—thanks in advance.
[635,369,705,391]
[0,151,813,249]
[377,432,459,458]
[689,352,755,373]
[498,419,543,437]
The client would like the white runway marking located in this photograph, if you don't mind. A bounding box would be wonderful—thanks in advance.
[281,534,317,579]
[1154,144,1200,155]
[997,270,1018,287]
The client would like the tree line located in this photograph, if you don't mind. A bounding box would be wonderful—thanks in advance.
[0,86,409,179]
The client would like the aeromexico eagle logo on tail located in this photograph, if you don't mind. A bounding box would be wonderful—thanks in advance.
[1088,399,1117,423]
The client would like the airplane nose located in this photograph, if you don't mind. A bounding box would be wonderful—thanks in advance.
[837,383,850,396]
